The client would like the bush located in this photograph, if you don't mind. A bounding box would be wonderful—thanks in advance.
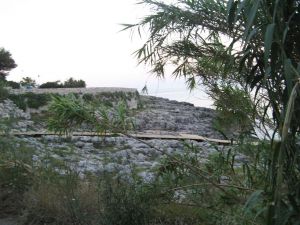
[39,81,63,89]
[24,169,159,225]
[63,77,86,88]
[20,77,36,88]
[25,93,51,109]
[209,85,254,138]
[0,80,9,100]
[0,135,34,217]
[7,94,27,110]
[8,93,52,110]
[97,175,157,225]
[6,80,20,89]
[39,78,86,89]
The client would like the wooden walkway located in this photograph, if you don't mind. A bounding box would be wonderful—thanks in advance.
[5,131,233,145]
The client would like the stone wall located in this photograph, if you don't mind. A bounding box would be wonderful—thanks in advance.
[8,87,140,111]
[10,87,138,95]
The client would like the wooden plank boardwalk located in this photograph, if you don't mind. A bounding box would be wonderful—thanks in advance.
[5,131,233,145]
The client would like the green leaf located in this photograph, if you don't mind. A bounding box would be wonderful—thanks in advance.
[234,0,246,22]
[227,0,237,31]
[264,23,275,65]
[243,190,264,214]
[282,26,289,44]
[284,59,295,95]
[243,0,260,40]
[272,0,281,22]
[226,0,234,16]
[245,27,258,45]
[238,48,251,72]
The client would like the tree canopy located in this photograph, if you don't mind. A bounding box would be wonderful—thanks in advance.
[39,77,86,89]
[20,76,36,87]
[0,48,17,80]
[63,77,86,88]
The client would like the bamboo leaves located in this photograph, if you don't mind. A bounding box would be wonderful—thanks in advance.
[47,95,132,136]
[243,0,261,40]
[125,1,300,223]
[264,23,275,66]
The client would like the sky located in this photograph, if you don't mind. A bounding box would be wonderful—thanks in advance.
[0,0,213,107]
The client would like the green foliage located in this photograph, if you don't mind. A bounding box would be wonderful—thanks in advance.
[153,140,270,224]
[6,80,20,89]
[7,94,26,110]
[63,77,86,88]
[96,175,157,225]
[45,91,276,224]
[47,94,132,135]
[20,76,36,87]
[0,80,9,101]
[125,0,300,224]
[0,137,34,192]
[39,78,86,89]
[0,93,280,225]
[39,81,63,89]
[47,94,97,135]
[8,93,51,110]
[0,133,159,225]
[124,0,300,134]
[0,134,35,217]
[0,48,17,80]
[6,91,138,114]
[210,85,254,138]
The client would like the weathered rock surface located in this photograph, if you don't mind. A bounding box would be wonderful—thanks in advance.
[134,96,221,138]
[0,99,30,120]
[0,100,33,132]
[19,135,221,178]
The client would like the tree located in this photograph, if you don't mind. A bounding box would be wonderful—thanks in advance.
[39,81,63,89]
[124,0,300,224]
[0,48,17,80]
[6,80,20,89]
[63,77,86,88]
[20,77,36,87]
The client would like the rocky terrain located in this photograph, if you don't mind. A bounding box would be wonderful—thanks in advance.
[0,94,252,225]
[134,96,220,138]
[0,95,241,181]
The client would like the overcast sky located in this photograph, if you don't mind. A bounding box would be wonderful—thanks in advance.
[0,0,212,107]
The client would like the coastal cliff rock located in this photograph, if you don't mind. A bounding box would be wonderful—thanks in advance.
[134,96,220,138]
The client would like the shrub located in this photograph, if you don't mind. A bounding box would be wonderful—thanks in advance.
[6,80,20,89]
[24,168,160,225]
[0,80,9,100]
[97,174,157,225]
[7,94,27,110]
[20,77,36,87]
[8,93,52,110]
[209,85,254,138]
[25,93,51,109]
[39,81,63,89]
[39,78,86,88]
[63,77,86,88]
[0,135,34,217]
